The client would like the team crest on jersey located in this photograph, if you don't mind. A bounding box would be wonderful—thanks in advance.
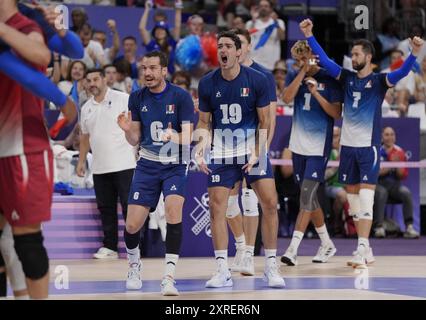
[166,104,175,114]
[216,91,221,98]
[365,80,372,88]
[240,88,250,97]
[317,83,325,91]
[141,105,148,112]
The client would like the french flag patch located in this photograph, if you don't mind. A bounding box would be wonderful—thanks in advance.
[241,88,250,97]
[166,104,175,114]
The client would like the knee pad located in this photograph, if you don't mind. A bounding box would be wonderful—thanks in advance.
[14,232,49,280]
[347,193,360,221]
[299,180,320,212]
[0,225,26,291]
[166,223,182,255]
[241,188,259,217]
[359,189,375,221]
[226,195,241,219]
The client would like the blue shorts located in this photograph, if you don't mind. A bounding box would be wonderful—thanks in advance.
[292,152,328,185]
[208,156,274,189]
[128,158,188,209]
[338,145,380,185]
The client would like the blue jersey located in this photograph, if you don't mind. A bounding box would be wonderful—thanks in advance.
[198,65,270,159]
[129,81,194,162]
[250,61,277,102]
[338,69,390,147]
[286,68,343,157]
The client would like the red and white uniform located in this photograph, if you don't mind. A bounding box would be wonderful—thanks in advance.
[0,12,53,227]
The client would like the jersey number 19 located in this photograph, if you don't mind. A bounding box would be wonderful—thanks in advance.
[220,103,242,124]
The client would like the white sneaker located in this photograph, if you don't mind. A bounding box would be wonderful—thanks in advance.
[205,269,233,288]
[312,242,337,263]
[263,261,285,288]
[347,246,375,268]
[240,253,255,276]
[93,247,118,260]
[230,247,245,272]
[160,276,179,296]
[126,262,142,290]
[280,246,298,266]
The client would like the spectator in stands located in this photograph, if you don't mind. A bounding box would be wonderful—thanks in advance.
[382,49,416,117]
[171,70,191,91]
[103,64,118,89]
[113,59,133,93]
[217,0,237,30]
[245,0,285,71]
[325,126,348,237]
[414,56,426,103]
[373,127,420,238]
[187,14,205,37]
[75,23,107,69]
[272,59,287,113]
[114,36,139,79]
[376,17,401,69]
[58,60,90,109]
[77,69,136,259]
[139,0,182,75]
[398,24,426,65]
[92,19,121,65]
[70,7,88,33]
[232,15,248,30]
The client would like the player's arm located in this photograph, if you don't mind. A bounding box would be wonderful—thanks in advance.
[173,0,183,41]
[300,19,342,79]
[386,37,424,87]
[267,101,277,148]
[0,22,50,67]
[118,111,141,146]
[282,61,309,104]
[255,105,270,159]
[77,133,91,177]
[139,1,152,45]
[194,111,211,153]
[107,19,120,62]
[305,77,342,119]
[0,50,77,123]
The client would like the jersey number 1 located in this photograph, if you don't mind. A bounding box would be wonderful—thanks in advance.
[220,103,242,124]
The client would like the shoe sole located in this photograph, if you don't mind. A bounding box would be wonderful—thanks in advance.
[280,256,297,266]
[205,279,233,288]
[262,276,286,288]
[347,259,375,267]
[312,248,337,263]
[162,290,179,296]
[93,255,119,260]
[229,266,242,272]
[126,283,142,290]
[240,269,255,276]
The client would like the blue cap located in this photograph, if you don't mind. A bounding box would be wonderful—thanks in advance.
[151,21,170,37]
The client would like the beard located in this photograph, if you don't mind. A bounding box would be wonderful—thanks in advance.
[353,60,367,71]
[89,87,101,96]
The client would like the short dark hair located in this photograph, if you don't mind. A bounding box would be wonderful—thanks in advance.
[217,31,242,50]
[143,51,168,68]
[85,68,105,78]
[171,71,191,89]
[123,36,137,44]
[93,29,106,35]
[103,64,116,71]
[230,28,251,44]
[390,49,404,56]
[352,39,375,57]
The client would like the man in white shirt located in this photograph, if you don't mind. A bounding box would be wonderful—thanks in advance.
[245,0,285,71]
[77,69,136,259]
